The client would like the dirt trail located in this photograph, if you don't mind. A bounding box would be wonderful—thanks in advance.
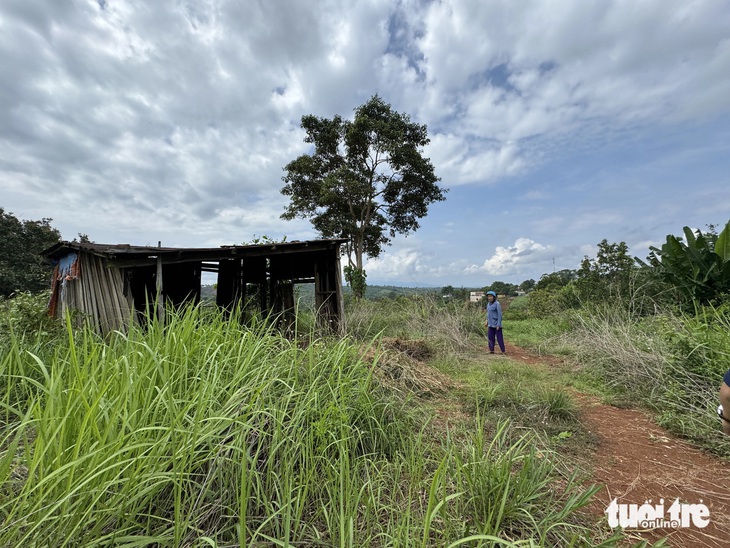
[504,343,730,547]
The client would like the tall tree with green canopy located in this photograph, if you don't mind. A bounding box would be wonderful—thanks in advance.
[281,95,447,298]
[534,269,577,292]
[0,208,61,297]
[576,239,635,301]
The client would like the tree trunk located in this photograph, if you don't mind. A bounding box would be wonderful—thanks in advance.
[346,233,366,300]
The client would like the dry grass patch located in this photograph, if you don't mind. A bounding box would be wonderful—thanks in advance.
[362,337,457,398]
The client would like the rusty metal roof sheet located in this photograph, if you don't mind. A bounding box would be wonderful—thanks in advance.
[41,239,348,262]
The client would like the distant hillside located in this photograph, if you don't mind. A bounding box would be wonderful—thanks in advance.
[201,285,216,302]
[199,284,439,307]
[298,284,438,307]
[359,285,438,300]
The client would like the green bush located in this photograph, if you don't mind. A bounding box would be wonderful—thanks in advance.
[508,317,572,352]
[508,295,528,310]
[0,291,64,347]
[443,420,600,546]
[0,307,413,545]
[526,287,578,318]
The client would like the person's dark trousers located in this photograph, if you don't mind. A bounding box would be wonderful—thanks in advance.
[488,327,506,353]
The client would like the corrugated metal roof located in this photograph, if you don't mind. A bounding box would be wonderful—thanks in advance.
[41,239,348,261]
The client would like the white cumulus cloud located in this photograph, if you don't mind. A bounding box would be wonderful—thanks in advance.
[467,238,553,276]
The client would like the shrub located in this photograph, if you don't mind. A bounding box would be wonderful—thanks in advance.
[0,291,64,347]
[526,287,578,318]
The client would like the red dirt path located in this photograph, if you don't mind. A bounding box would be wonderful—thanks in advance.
[504,343,730,547]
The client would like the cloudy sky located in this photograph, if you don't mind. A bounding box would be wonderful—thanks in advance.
[2,0,729,287]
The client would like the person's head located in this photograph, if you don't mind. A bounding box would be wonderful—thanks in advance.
[486,290,497,302]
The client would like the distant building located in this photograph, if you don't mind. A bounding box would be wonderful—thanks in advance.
[469,291,485,303]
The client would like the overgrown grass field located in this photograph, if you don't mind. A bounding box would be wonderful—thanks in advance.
[6,289,724,546]
[0,299,608,547]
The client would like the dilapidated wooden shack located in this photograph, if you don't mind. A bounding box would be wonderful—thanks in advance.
[41,239,347,335]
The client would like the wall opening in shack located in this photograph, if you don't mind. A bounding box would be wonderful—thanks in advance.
[126,261,202,320]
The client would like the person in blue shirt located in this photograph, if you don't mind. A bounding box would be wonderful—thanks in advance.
[484,290,506,354]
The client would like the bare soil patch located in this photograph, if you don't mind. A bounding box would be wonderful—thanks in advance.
[505,342,730,547]
[580,395,730,547]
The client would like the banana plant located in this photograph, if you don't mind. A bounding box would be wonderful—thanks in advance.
[639,221,730,305]
[716,221,730,262]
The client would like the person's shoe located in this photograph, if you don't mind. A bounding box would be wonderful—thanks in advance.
[489,351,495,354]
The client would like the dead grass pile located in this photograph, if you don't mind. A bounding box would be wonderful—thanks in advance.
[362,337,455,397]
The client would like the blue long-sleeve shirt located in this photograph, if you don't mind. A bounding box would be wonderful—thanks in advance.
[486,300,502,328]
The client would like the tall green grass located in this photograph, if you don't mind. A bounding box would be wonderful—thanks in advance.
[0,304,607,546]
[507,318,572,354]
[344,295,576,357]
[1,307,399,545]
[345,296,486,354]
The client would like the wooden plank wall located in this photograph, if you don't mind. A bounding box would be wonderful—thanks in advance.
[56,253,133,336]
